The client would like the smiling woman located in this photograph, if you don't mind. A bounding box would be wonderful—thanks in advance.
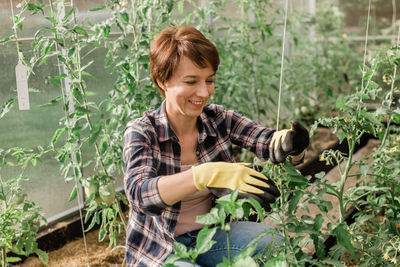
[122,25,309,267]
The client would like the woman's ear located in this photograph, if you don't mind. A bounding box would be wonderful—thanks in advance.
[157,80,167,92]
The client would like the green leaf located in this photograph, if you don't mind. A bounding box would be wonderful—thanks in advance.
[314,214,324,231]
[288,190,303,215]
[68,46,75,58]
[239,197,266,221]
[44,16,57,25]
[334,95,346,109]
[321,258,346,267]
[99,226,107,241]
[332,222,354,255]
[72,87,83,102]
[25,235,35,254]
[68,186,78,202]
[194,227,217,254]
[35,248,48,266]
[311,233,325,259]
[39,95,63,108]
[100,139,108,154]
[86,212,99,232]
[63,8,74,21]
[120,13,129,23]
[0,36,11,45]
[282,162,308,186]
[0,98,15,119]
[178,0,184,14]
[336,131,347,144]
[103,25,110,38]
[75,106,91,114]
[81,71,95,79]
[232,256,257,267]
[173,241,188,256]
[360,110,381,126]
[165,255,182,265]
[196,207,220,225]
[27,3,44,15]
[51,127,65,144]
[6,257,22,263]
[89,5,106,12]
[167,0,174,13]
[89,124,102,146]
[263,255,288,267]
[73,26,88,37]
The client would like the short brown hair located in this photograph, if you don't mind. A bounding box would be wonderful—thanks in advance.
[150,25,220,97]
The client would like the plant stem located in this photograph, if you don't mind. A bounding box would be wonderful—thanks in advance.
[379,60,398,150]
[131,1,141,90]
[226,219,232,264]
[338,139,355,223]
[1,247,6,267]
[278,166,298,265]
[116,201,127,228]
[0,177,7,210]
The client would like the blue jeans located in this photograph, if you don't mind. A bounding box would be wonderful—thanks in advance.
[174,221,282,267]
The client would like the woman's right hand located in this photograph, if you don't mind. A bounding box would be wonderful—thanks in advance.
[192,162,280,207]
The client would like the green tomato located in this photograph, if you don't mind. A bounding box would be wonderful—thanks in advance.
[10,191,26,205]
[30,220,41,232]
[99,182,116,206]
[84,181,102,204]
[84,182,99,197]
[300,106,309,114]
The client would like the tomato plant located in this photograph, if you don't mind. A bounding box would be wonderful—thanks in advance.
[0,147,48,266]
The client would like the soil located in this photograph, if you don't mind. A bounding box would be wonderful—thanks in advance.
[15,227,126,267]
[14,127,339,267]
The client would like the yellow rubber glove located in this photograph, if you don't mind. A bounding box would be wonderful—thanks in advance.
[269,120,309,164]
[193,162,280,211]
[192,162,273,194]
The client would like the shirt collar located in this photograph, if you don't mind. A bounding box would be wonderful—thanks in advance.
[153,100,177,142]
[154,100,217,143]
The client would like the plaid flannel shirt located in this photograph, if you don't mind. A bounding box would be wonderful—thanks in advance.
[123,100,275,266]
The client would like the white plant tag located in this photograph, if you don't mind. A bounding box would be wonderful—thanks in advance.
[15,60,30,110]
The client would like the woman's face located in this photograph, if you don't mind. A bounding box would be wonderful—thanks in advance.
[160,56,215,120]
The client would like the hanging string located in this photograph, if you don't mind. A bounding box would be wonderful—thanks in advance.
[9,0,21,59]
[276,0,289,131]
[380,13,400,148]
[48,0,90,265]
[360,0,372,93]
[70,0,90,265]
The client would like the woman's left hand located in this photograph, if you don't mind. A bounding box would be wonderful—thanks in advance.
[269,120,309,164]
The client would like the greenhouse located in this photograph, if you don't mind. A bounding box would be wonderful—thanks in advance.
[0,0,399,266]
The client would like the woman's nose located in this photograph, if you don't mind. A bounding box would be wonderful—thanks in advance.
[197,81,213,97]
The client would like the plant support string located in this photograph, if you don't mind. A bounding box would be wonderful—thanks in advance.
[276,0,289,131]
[48,0,90,265]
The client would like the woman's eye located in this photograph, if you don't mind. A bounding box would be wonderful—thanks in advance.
[185,81,196,85]
[206,80,215,84]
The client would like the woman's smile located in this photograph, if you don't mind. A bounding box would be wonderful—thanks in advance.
[188,99,204,108]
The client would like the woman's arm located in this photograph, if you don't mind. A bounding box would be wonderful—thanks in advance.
[124,118,199,214]
[225,108,275,159]
[157,168,198,206]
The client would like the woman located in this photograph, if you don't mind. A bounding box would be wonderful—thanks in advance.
[123,25,309,267]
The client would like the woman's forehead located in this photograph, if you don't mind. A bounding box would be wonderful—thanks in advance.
[175,56,215,77]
